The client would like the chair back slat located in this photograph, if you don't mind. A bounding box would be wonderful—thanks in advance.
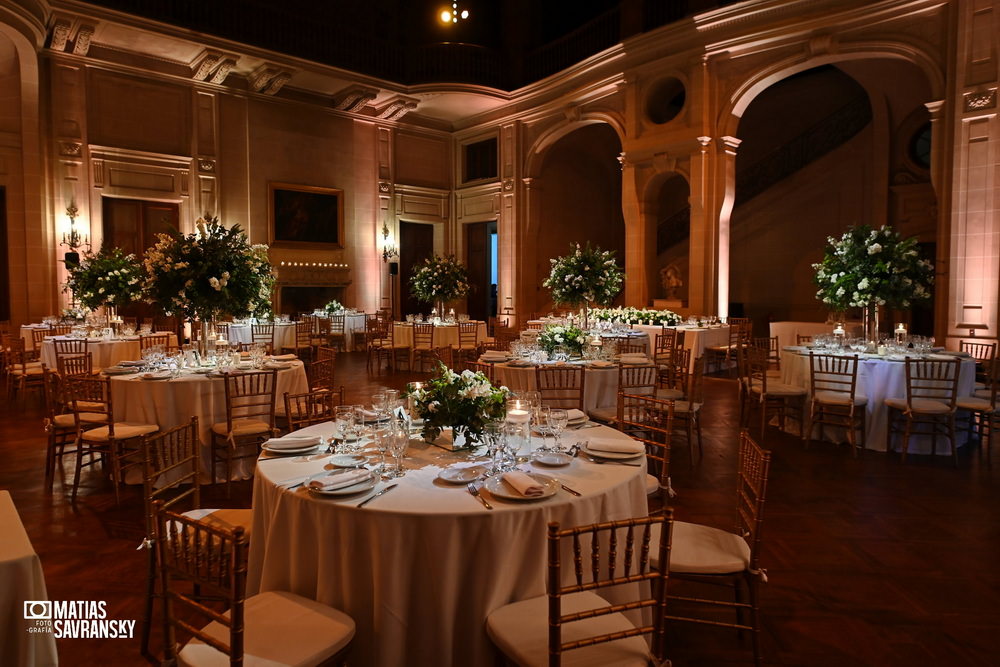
[223,370,277,431]
[307,357,336,392]
[617,364,657,395]
[616,392,674,490]
[413,323,434,349]
[735,430,772,571]
[53,338,88,358]
[458,321,479,348]
[141,418,200,537]
[808,352,859,396]
[536,366,586,410]
[57,353,94,378]
[284,390,340,431]
[904,358,960,408]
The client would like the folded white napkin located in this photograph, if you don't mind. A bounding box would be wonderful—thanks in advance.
[270,353,297,361]
[619,353,649,363]
[481,351,509,360]
[502,471,545,497]
[566,409,587,422]
[263,436,321,450]
[359,409,379,421]
[263,361,292,370]
[139,371,173,380]
[584,435,644,455]
[588,360,615,368]
[119,360,147,367]
[307,469,370,491]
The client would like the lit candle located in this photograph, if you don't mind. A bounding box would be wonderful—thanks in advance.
[833,323,845,336]
[506,399,530,424]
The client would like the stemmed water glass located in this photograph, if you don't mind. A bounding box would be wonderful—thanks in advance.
[384,424,409,478]
[548,408,569,452]
[533,405,552,452]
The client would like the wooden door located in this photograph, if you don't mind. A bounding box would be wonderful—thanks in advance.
[465,221,490,322]
[399,221,435,317]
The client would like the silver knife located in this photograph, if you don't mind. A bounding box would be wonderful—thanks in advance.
[357,483,398,508]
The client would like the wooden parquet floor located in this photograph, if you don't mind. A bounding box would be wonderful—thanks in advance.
[2,352,998,666]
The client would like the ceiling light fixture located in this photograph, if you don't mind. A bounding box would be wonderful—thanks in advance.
[439,2,469,24]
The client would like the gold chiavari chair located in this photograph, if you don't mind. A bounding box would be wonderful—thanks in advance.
[752,336,781,375]
[251,323,275,355]
[153,502,355,667]
[30,327,50,360]
[743,346,806,441]
[283,390,341,432]
[433,345,455,369]
[486,512,674,667]
[8,340,45,400]
[53,337,88,361]
[656,346,690,402]
[137,418,253,659]
[657,429,772,667]
[281,320,313,360]
[364,318,392,373]
[412,323,437,372]
[326,314,347,352]
[51,324,73,336]
[536,365,586,411]
[306,358,342,399]
[66,375,158,504]
[673,355,706,466]
[139,333,172,353]
[316,345,338,362]
[960,340,996,388]
[491,326,519,352]
[41,368,89,491]
[455,321,481,365]
[210,370,278,497]
[706,321,748,376]
[525,321,542,330]
[796,334,813,345]
[617,391,675,497]
[57,353,94,378]
[486,316,508,339]
[589,363,657,424]
[214,321,231,342]
[957,357,999,465]
[310,317,331,351]
[884,357,961,465]
[804,352,867,456]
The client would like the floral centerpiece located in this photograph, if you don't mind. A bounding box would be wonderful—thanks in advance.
[543,243,624,327]
[405,362,509,447]
[591,306,682,326]
[144,217,274,348]
[324,299,344,315]
[537,323,585,357]
[812,224,933,341]
[409,255,471,317]
[60,306,88,322]
[65,247,144,312]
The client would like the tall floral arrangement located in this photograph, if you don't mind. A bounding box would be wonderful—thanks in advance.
[543,243,624,308]
[405,363,509,446]
[143,217,274,320]
[66,247,144,311]
[537,324,585,356]
[409,255,471,305]
[591,306,681,326]
[812,225,933,311]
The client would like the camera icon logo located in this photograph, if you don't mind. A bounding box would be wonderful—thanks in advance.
[24,601,52,620]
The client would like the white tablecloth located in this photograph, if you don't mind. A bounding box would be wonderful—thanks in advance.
[493,362,621,413]
[41,334,179,371]
[781,349,976,454]
[228,323,299,351]
[0,491,58,666]
[314,313,367,350]
[247,422,647,667]
[632,324,730,369]
[19,325,50,349]
[110,362,308,480]
[392,322,486,348]
[769,321,864,351]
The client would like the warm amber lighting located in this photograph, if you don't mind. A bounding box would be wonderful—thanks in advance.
[439,9,452,23]
[438,2,468,24]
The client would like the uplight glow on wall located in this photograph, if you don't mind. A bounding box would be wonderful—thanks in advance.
[439,2,469,24]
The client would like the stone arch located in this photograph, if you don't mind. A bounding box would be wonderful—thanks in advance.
[524,111,626,183]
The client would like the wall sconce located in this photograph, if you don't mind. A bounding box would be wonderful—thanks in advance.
[381,222,399,263]
[60,202,90,266]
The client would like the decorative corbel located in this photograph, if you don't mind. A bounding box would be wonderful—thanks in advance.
[333,85,380,113]
[375,95,420,121]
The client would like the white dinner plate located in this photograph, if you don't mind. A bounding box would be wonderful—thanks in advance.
[580,443,644,461]
[531,451,573,467]
[329,454,368,468]
[437,465,486,484]
[307,472,377,496]
[484,472,559,501]
[262,443,320,456]
[567,415,587,425]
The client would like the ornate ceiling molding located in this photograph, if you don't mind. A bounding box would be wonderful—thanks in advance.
[333,85,380,113]
[249,64,295,95]
[374,95,420,121]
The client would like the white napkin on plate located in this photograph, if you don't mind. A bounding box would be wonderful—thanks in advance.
[584,435,644,455]
[119,360,147,367]
[566,409,587,422]
[619,353,649,363]
[263,435,321,450]
[481,351,509,360]
[270,353,297,361]
[307,469,370,491]
[358,409,379,421]
[263,361,292,370]
[502,471,545,497]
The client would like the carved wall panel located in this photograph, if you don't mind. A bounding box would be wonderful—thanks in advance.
[396,132,449,188]
[87,70,191,156]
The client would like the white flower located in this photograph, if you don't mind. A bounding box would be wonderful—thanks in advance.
[857,278,869,290]
[868,243,882,254]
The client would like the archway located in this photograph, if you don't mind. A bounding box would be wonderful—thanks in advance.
[530,123,624,315]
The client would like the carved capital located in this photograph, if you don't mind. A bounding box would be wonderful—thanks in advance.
[210,59,236,85]
[964,89,997,113]
[375,96,420,121]
[378,181,392,194]
[503,179,514,191]
[72,25,94,56]
[249,65,294,95]
[58,141,82,157]
[50,20,71,51]
[191,52,221,81]
[563,104,582,123]
[198,159,216,173]
[334,86,380,113]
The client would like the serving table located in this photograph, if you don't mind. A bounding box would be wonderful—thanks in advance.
[0,490,58,666]
[781,348,976,454]
[41,334,179,371]
[247,422,647,667]
[109,361,308,480]
[493,360,621,414]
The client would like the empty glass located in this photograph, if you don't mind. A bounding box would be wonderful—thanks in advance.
[385,425,409,478]
[548,408,569,452]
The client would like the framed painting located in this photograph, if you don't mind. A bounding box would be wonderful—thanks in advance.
[268,182,344,248]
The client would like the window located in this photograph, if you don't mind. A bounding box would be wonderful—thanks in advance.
[463,137,498,183]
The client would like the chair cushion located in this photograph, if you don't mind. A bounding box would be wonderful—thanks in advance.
[655,388,685,401]
[884,397,953,414]
[645,473,661,496]
[650,520,750,574]
[588,406,617,423]
[974,389,993,400]
[181,508,254,540]
[956,396,998,412]
[11,366,44,376]
[53,412,105,428]
[673,401,701,414]
[813,391,868,407]
[752,382,806,397]
[211,419,273,437]
[82,422,158,441]
[486,590,650,667]
[178,590,355,667]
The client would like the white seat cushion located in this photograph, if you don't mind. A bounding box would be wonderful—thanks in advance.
[211,418,272,437]
[751,382,806,397]
[588,406,617,423]
[650,520,750,574]
[178,590,354,667]
[956,396,998,413]
[181,508,254,540]
[974,389,993,400]
[813,391,868,407]
[655,388,685,401]
[645,473,660,496]
[884,397,953,414]
[486,590,650,667]
[673,400,701,414]
[82,422,158,441]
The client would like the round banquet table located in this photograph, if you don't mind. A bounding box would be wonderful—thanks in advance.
[228,322,299,350]
[313,312,368,350]
[769,321,864,350]
[631,324,731,370]
[392,321,486,348]
[41,334,179,371]
[492,360,621,413]
[247,422,648,667]
[780,348,976,454]
[109,361,308,481]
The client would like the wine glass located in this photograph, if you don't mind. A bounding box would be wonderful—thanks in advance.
[533,405,552,452]
[548,408,569,452]
[334,405,356,453]
[385,424,409,478]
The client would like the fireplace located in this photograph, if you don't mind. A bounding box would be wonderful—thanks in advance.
[278,285,345,315]
[273,263,351,315]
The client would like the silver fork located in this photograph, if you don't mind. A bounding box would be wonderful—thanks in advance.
[467,482,493,510]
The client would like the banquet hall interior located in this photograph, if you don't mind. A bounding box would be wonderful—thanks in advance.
[1,0,999,665]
